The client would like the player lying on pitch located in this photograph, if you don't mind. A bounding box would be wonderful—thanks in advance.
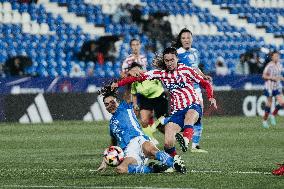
[96,85,186,174]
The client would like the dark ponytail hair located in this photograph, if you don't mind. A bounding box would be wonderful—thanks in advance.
[99,82,119,102]
[172,28,193,48]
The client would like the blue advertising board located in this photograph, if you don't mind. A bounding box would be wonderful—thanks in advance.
[0,75,264,94]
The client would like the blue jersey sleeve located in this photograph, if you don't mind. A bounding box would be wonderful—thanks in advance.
[194,49,200,68]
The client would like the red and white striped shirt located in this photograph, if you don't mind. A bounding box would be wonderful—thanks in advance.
[263,61,283,91]
[121,54,148,72]
[118,63,214,114]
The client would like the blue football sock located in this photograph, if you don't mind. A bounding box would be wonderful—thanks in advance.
[192,123,203,146]
[155,151,174,168]
[128,164,153,174]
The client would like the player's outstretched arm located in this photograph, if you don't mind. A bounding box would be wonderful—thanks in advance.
[96,160,107,172]
[279,76,284,81]
[128,68,144,77]
[195,67,212,81]
[111,76,146,90]
[199,79,217,109]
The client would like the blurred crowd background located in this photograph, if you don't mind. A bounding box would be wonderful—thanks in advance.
[0,0,283,79]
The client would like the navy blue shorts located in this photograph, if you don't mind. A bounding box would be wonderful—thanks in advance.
[263,89,281,97]
[168,103,202,130]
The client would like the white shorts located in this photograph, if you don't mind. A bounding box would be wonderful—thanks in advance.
[195,88,203,102]
[124,136,149,166]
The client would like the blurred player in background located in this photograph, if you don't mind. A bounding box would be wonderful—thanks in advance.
[173,28,212,153]
[262,50,284,128]
[96,86,186,174]
[111,47,217,157]
[122,39,168,142]
[127,62,169,144]
[120,39,147,103]
[121,39,147,77]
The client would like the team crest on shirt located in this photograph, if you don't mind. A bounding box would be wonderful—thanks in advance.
[188,54,195,61]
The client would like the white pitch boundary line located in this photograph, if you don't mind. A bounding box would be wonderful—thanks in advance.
[1,168,272,175]
[89,169,272,175]
[189,170,271,175]
[0,167,272,175]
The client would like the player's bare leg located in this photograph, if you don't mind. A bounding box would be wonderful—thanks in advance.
[263,97,272,128]
[140,109,158,145]
[270,94,284,126]
[191,99,208,153]
[143,141,186,174]
[164,122,181,157]
[116,157,137,174]
[176,109,199,152]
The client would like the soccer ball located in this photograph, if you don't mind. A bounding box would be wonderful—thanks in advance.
[103,146,124,167]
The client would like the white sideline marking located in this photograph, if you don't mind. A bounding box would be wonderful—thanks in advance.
[1,168,271,175]
[190,170,271,175]
[90,169,272,175]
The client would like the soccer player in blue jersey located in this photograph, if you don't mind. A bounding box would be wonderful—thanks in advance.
[173,28,212,153]
[96,86,186,174]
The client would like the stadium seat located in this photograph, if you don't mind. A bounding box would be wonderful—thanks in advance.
[0,0,280,77]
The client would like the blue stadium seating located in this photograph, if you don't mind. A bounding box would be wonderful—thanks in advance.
[212,1,284,36]
[0,0,282,77]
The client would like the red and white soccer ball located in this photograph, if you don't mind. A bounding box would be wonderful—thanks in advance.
[103,146,124,167]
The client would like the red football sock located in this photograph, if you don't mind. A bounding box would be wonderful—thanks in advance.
[263,112,269,120]
[272,109,278,116]
[170,150,177,157]
[183,127,193,141]
[164,146,177,157]
[272,104,283,116]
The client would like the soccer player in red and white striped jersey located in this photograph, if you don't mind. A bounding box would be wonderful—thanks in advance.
[262,51,284,128]
[112,47,217,156]
[121,39,147,77]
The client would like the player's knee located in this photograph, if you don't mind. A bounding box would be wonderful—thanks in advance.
[164,140,174,148]
[267,99,273,105]
[149,145,159,156]
[116,165,128,174]
[185,114,198,125]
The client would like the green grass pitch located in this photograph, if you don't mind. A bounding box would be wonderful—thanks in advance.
[0,116,283,189]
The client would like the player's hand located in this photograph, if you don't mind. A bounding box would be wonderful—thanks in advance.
[133,104,140,111]
[120,72,127,78]
[133,104,140,116]
[209,98,217,109]
[271,77,281,81]
[111,82,118,91]
[96,160,107,172]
